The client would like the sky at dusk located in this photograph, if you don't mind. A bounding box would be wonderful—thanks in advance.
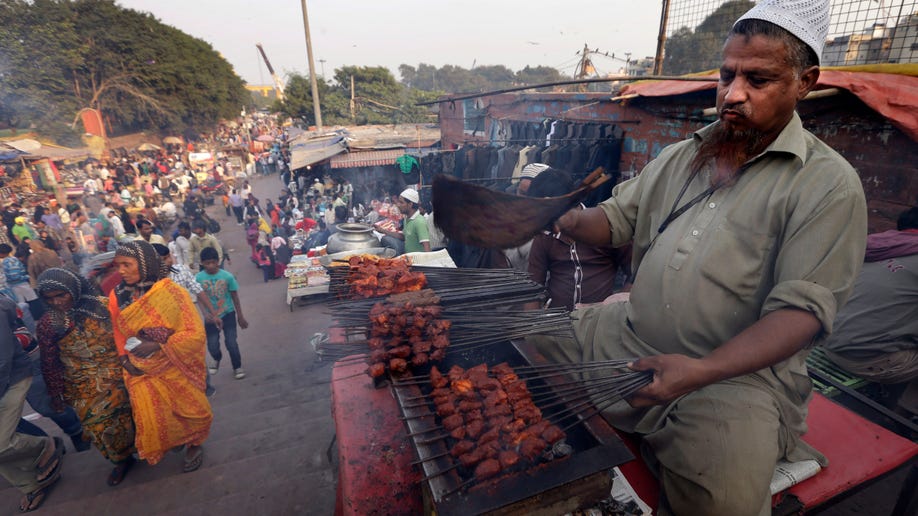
[116,0,664,86]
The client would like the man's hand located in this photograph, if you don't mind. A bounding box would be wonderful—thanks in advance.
[553,207,580,235]
[130,339,161,358]
[208,314,223,330]
[626,354,713,408]
[238,316,249,329]
[120,357,145,376]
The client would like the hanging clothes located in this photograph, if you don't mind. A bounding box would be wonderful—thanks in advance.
[395,154,419,174]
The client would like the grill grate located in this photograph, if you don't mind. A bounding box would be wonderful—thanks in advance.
[391,340,634,515]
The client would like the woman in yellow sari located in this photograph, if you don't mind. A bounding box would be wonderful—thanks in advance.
[107,240,212,472]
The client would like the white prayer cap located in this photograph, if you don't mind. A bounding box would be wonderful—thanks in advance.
[520,163,550,179]
[735,0,830,64]
[400,188,420,204]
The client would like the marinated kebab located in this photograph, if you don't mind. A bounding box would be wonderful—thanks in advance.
[345,255,427,298]
[366,302,451,378]
[429,363,566,482]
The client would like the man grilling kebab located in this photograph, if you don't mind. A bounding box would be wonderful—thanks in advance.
[530,1,867,514]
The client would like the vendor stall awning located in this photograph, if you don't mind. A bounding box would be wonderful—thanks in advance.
[2,139,91,161]
[330,149,410,169]
[289,134,347,170]
[24,146,92,161]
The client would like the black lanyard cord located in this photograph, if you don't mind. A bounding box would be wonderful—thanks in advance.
[656,163,750,235]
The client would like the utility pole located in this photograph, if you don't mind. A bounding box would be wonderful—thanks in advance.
[300,0,323,129]
[350,75,356,123]
[575,43,593,92]
[654,0,672,75]
[319,59,326,78]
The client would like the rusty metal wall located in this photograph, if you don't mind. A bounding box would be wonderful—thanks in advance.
[439,91,917,231]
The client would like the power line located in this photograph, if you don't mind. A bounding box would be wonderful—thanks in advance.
[415,74,718,106]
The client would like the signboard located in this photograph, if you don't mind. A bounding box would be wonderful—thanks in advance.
[188,152,214,169]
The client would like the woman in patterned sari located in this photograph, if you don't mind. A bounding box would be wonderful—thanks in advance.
[107,240,212,472]
[35,268,136,486]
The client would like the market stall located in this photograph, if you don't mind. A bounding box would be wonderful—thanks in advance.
[285,255,330,311]
[322,259,918,515]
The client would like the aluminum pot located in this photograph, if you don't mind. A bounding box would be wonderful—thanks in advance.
[326,223,381,254]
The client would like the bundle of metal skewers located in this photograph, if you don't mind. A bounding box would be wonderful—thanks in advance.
[393,360,653,495]
[327,264,545,307]
[316,302,574,373]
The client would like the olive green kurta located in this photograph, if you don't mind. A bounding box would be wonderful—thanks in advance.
[534,113,867,515]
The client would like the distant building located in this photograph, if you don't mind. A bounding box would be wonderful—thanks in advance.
[625,57,655,77]
[889,12,918,63]
[821,15,918,66]
[245,84,280,100]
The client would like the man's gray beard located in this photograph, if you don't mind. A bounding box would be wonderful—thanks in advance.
[691,121,767,184]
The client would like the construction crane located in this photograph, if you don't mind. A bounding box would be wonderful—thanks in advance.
[256,43,286,102]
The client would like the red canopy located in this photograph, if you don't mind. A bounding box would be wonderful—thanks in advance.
[621,68,918,142]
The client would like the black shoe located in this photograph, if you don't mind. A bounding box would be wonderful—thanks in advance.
[70,433,92,453]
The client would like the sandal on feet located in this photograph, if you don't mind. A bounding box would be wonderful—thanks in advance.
[107,457,135,486]
[19,470,61,512]
[182,447,204,473]
[35,437,64,484]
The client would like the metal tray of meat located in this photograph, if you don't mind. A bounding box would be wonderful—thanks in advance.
[391,340,634,515]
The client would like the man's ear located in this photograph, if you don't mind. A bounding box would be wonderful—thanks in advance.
[798,66,820,100]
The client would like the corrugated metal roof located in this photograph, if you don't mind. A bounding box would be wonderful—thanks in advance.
[329,149,408,169]
[289,139,347,170]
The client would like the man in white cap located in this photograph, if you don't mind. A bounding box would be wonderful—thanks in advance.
[503,162,551,268]
[512,162,550,196]
[375,188,430,254]
[535,1,868,514]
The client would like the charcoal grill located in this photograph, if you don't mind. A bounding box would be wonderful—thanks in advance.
[391,340,634,515]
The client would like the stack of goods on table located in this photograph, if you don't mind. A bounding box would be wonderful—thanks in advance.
[285,255,328,292]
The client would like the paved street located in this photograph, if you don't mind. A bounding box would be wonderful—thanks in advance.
[0,175,339,515]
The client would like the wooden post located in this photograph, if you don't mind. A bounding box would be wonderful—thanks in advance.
[654,0,672,75]
[350,75,356,123]
[300,0,323,129]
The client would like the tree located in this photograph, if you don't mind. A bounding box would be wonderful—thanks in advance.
[515,65,566,86]
[0,0,249,143]
[276,74,350,126]
[398,62,569,94]
[663,0,754,75]
[332,66,403,125]
[0,0,84,143]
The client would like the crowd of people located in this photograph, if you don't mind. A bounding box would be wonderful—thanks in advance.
[0,119,291,512]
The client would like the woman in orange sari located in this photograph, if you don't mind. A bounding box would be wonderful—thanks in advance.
[107,240,212,472]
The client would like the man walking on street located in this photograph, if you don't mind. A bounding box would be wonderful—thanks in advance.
[188,221,223,271]
[229,189,245,225]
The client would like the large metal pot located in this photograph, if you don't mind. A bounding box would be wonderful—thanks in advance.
[326,223,380,254]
